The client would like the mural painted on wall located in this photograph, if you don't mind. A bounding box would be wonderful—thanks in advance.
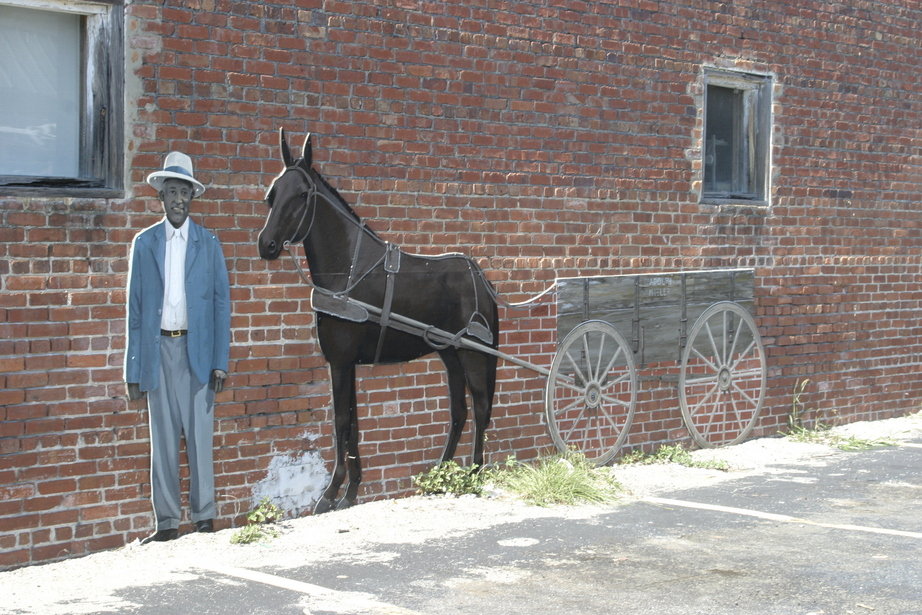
[256,130,771,514]
[257,129,500,513]
[124,152,231,543]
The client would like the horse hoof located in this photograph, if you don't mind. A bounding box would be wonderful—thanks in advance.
[313,497,335,515]
[335,497,355,511]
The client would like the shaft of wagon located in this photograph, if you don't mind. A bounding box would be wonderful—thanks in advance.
[345,295,552,378]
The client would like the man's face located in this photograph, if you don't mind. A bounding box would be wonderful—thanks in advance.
[160,178,194,228]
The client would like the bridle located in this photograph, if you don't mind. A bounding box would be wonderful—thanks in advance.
[276,165,319,254]
[269,164,387,293]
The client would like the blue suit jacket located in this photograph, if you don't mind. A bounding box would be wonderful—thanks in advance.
[124,219,231,391]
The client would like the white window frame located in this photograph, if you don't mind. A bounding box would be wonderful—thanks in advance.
[0,0,123,197]
[701,68,772,205]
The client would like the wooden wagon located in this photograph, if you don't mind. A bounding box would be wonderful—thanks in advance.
[549,267,765,464]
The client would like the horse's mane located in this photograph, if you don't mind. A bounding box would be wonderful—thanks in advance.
[305,159,383,242]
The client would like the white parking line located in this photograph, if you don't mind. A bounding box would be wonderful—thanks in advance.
[643,497,922,539]
[198,563,422,615]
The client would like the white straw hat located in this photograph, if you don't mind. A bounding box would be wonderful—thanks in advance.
[146,151,206,197]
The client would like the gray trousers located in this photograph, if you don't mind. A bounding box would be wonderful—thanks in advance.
[147,335,215,530]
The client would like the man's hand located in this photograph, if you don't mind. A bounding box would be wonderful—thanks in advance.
[210,369,228,394]
[126,382,144,401]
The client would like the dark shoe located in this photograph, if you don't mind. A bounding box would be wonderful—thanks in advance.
[141,528,178,544]
[195,519,214,533]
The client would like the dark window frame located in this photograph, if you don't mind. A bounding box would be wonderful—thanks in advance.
[701,69,772,206]
[0,0,124,198]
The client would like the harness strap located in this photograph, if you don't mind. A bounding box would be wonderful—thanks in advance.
[373,243,402,363]
[345,228,364,290]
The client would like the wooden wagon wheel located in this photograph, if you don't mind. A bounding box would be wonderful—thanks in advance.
[545,320,637,466]
[679,301,766,448]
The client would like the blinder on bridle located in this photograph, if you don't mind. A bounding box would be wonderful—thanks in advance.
[268,163,320,252]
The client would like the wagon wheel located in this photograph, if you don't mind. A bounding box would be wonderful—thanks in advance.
[679,301,766,448]
[545,320,637,466]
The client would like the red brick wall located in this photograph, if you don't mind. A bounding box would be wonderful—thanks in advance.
[2,0,921,568]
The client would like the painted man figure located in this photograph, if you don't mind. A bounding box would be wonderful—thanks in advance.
[124,152,231,543]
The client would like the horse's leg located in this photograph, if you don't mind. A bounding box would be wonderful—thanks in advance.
[461,350,498,468]
[336,396,361,510]
[314,362,356,515]
[439,350,469,463]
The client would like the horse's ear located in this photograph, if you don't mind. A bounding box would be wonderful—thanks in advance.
[300,133,313,169]
[280,128,293,167]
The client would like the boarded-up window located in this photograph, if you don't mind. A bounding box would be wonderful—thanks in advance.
[702,69,771,204]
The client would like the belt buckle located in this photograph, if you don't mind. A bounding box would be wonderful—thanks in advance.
[170,330,182,338]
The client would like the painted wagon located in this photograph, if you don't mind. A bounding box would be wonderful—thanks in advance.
[549,268,766,464]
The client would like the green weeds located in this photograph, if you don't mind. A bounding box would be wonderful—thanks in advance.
[414,451,623,507]
[412,460,491,497]
[230,497,284,545]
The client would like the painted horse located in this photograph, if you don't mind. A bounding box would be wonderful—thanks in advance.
[258,129,500,514]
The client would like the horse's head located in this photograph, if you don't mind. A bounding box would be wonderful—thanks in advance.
[258,128,317,260]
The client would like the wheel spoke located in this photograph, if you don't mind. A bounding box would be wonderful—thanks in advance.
[561,404,589,443]
[597,404,626,431]
[689,382,720,418]
[565,349,589,387]
[553,397,583,418]
[593,333,607,383]
[729,340,758,372]
[599,343,625,384]
[555,379,589,397]
[726,310,745,359]
[582,333,594,381]
[599,392,632,409]
[599,369,631,391]
[683,374,720,386]
[690,345,721,373]
[703,320,722,366]
[731,381,759,410]
[696,389,721,434]
[729,367,763,380]
[729,394,749,434]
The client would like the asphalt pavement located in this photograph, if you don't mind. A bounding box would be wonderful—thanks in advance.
[9,435,919,615]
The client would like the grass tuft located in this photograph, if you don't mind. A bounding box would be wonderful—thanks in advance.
[492,451,623,507]
[414,451,623,507]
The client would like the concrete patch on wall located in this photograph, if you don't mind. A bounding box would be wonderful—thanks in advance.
[251,447,329,518]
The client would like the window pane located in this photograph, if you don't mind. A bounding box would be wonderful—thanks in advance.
[704,85,743,194]
[0,6,81,177]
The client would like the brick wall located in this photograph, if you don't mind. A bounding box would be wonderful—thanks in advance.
[2,0,921,569]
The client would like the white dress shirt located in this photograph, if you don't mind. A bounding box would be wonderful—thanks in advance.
[161,218,189,330]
